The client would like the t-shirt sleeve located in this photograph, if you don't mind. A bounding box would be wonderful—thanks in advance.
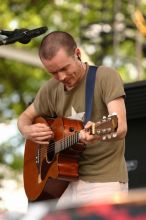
[33,80,55,117]
[97,66,125,105]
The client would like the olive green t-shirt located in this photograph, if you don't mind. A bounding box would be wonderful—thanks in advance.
[33,64,128,183]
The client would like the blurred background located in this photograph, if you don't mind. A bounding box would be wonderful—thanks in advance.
[0,0,146,218]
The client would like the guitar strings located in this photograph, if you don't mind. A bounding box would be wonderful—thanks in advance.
[36,116,117,156]
[38,122,115,156]
[37,123,94,155]
[38,134,77,157]
[32,117,117,162]
[28,132,79,164]
[38,131,79,155]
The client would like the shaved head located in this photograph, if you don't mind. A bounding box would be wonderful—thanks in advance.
[39,31,77,60]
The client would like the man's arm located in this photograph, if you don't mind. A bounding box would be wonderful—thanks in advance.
[17,103,54,144]
[107,97,127,139]
[80,97,127,143]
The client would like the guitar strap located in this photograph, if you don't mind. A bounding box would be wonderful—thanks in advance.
[84,65,98,125]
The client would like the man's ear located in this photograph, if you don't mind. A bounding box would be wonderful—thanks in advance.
[75,48,81,60]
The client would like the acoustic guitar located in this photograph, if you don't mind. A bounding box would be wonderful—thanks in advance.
[23,114,118,201]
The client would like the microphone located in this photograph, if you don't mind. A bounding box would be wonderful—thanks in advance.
[0,26,48,45]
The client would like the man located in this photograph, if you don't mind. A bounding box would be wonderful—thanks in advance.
[17,31,128,208]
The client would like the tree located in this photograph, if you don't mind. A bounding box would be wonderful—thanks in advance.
[0,0,146,171]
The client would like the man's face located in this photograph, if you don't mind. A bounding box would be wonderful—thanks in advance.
[41,48,83,90]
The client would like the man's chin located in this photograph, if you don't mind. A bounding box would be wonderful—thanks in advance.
[64,84,74,91]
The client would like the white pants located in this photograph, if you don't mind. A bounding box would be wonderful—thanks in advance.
[56,180,128,209]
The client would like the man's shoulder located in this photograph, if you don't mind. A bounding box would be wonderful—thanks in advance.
[96,65,120,79]
[97,65,116,73]
[43,77,61,88]
[38,78,62,96]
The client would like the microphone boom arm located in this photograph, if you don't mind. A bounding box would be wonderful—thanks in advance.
[0,26,48,45]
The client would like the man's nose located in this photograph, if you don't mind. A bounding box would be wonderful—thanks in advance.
[57,72,66,81]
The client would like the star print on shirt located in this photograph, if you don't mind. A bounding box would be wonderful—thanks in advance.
[67,107,85,121]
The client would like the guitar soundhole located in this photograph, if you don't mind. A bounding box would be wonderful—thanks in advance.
[69,127,75,132]
[47,140,55,163]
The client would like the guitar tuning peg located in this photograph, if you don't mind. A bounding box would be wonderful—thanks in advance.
[102,135,107,140]
[107,134,112,139]
[96,121,101,125]
[102,116,107,122]
[102,129,106,134]
[96,130,101,135]
[107,128,112,132]
[112,132,117,138]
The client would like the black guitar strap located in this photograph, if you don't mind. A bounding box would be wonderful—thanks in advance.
[84,65,98,125]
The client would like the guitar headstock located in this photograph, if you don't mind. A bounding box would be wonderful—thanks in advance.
[90,113,118,140]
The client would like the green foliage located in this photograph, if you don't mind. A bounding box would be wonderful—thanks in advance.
[0,133,23,171]
[0,0,146,172]
[0,59,49,120]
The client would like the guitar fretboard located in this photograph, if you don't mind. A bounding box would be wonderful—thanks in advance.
[55,132,79,153]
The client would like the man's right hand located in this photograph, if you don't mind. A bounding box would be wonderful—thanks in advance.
[23,123,54,144]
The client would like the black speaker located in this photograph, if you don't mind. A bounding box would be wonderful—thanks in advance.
[125,80,146,189]
[125,117,146,188]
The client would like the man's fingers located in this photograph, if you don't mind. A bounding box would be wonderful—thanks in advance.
[84,121,93,129]
[33,123,52,132]
[34,140,51,145]
[35,133,54,141]
[31,130,54,138]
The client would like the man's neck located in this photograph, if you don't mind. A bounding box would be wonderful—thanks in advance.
[64,62,87,91]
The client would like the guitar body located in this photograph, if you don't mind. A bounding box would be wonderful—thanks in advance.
[23,117,85,202]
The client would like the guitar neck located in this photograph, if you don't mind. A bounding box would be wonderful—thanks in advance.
[55,132,80,154]
[51,114,118,153]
